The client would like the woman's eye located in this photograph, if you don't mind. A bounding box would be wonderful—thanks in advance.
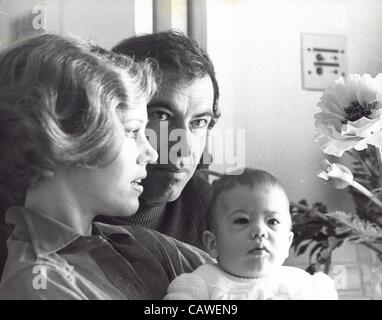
[268,218,280,226]
[151,111,169,121]
[190,118,209,129]
[125,128,140,139]
[233,217,250,225]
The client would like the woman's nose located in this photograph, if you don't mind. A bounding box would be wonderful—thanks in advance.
[137,135,158,165]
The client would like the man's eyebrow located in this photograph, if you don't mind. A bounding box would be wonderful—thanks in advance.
[193,111,215,119]
[147,101,216,118]
[147,99,173,109]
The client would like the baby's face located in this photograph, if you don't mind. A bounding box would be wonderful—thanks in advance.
[205,184,293,278]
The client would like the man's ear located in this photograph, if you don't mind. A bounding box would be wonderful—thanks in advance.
[203,230,218,259]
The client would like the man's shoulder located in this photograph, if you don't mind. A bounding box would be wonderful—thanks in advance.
[189,172,212,190]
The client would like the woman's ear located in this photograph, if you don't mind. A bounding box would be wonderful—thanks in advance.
[203,230,218,259]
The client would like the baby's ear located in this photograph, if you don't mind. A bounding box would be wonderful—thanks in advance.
[203,230,218,259]
[288,231,294,247]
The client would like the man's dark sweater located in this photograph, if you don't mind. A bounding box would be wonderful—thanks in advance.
[96,174,211,250]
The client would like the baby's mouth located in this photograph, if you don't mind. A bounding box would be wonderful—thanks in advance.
[248,246,269,255]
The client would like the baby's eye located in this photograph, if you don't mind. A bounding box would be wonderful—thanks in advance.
[267,218,280,226]
[233,217,250,225]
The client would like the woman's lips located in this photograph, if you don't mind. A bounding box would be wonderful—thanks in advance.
[131,178,144,193]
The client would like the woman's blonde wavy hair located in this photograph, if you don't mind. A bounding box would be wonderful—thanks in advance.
[0,33,157,204]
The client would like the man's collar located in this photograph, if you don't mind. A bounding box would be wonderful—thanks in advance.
[5,207,82,258]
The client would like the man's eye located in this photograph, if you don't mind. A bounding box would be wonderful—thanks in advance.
[233,217,250,225]
[190,118,209,129]
[151,111,169,121]
[268,218,280,226]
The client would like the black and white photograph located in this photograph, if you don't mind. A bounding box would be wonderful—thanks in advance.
[0,0,382,303]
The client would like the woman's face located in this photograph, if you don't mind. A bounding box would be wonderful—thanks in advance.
[68,101,158,217]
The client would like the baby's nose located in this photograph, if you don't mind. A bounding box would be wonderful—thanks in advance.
[249,224,268,240]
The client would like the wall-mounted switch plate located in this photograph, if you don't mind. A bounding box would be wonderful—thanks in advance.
[301,33,347,90]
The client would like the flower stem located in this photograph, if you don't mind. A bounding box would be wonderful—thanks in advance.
[361,242,382,262]
[376,147,382,168]
[351,180,382,210]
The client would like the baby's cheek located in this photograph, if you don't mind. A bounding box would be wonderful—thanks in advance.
[280,241,292,260]
[272,242,290,263]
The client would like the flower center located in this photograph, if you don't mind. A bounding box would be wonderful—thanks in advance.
[343,101,375,123]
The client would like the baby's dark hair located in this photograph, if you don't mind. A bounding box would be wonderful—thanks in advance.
[205,168,289,231]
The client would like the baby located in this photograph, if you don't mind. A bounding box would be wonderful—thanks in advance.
[164,168,338,300]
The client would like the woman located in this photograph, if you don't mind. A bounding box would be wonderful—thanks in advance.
[0,34,211,299]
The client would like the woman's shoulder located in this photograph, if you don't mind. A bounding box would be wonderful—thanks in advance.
[0,253,83,299]
[95,222,214,272]
[95,222,197,250]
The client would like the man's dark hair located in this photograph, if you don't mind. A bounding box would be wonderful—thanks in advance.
[112,30,220,128]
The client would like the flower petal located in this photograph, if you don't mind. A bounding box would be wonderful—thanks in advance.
[318,160,353,189]
[314,73,382,155]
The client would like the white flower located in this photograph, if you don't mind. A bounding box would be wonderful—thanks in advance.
[318,160,353,189]
[318,160,382,210]
[314,74,382,157]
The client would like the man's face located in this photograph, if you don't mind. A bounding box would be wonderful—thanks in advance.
[141,72,214,204]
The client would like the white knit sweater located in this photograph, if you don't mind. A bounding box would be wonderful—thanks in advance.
[164,263,338,300]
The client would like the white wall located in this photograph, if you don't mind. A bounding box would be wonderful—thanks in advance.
[45,0,136,49]
[0,0,136,49]
[0,0,43,47]
[206,0,382,299]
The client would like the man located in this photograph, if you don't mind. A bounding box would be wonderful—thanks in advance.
[97,31,220,249]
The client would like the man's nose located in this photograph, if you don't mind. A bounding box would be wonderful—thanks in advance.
[170,126,192,158]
